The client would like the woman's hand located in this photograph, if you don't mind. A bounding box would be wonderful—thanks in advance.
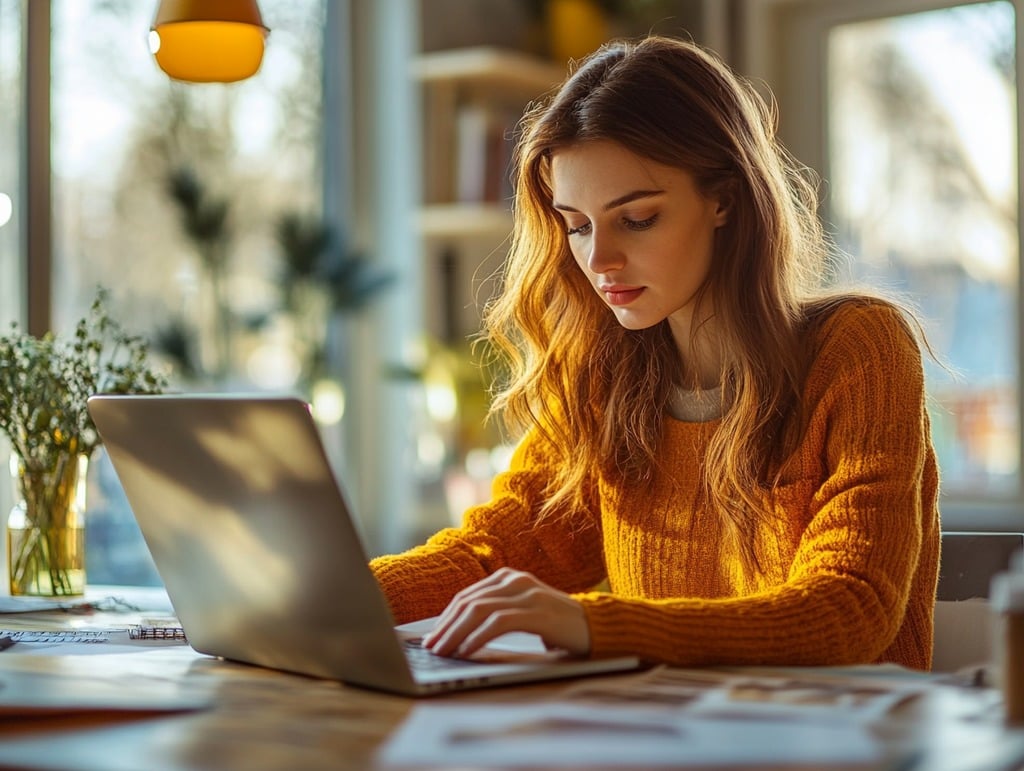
[421,567,591,658]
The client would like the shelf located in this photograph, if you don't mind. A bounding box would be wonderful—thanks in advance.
[418,203,514,240]
[412,47,565,95]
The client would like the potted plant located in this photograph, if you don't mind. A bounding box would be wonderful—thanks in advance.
[0,290,167,596]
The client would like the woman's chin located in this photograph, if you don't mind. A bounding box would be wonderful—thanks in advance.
[611,309,661,331]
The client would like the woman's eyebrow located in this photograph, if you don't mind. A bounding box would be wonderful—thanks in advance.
[552,189,665,213]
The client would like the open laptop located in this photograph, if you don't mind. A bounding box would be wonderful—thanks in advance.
[87,394,641,696]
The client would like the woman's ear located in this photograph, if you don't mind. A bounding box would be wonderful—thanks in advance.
[710,180,733,227]
[714,197,730,227]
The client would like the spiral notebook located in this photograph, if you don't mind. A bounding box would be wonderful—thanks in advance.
[87,394,641,696]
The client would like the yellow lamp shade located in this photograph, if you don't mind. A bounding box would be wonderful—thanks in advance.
[150,0,268,83]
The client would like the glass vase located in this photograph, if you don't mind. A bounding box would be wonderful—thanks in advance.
[7,452,88,597]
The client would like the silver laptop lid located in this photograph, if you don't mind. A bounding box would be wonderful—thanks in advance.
[87,394,417,692]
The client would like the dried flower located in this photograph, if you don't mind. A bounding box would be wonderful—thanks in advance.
[0,288,168,476]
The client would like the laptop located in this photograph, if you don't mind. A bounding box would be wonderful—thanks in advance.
[87,394,641,696]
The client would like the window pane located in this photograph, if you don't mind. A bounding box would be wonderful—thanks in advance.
[0,0,21,328]
[50,0,325,585]
[0,0,22,544]
[827,2,1018,496]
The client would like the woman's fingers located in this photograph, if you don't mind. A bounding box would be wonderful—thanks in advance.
[421,568,591,658]
[423,568,531,645]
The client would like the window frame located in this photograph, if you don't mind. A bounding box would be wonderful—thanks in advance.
[737,0,1024,531]
[24,0,49,336]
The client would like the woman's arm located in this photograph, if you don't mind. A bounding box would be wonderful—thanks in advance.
[369,429,607,625]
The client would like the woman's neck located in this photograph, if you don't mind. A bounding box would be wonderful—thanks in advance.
[668,309,723,390]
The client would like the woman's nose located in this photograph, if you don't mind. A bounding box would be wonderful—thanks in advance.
[586,229,625,274]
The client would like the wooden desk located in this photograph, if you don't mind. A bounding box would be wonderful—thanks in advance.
[0,594,1022,771]
[0,646,416,770]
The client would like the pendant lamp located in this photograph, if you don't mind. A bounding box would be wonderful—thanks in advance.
[149,0,268,83]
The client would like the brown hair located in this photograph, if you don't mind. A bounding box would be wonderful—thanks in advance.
[481,36,898,570]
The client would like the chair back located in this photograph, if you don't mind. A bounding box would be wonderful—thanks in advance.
[933,531,1024,672]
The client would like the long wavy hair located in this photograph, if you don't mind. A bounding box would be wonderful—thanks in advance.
[481,36,887,569]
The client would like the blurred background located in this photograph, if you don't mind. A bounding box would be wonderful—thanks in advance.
[0,0,1018,587]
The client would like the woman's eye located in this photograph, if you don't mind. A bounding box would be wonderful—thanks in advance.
[625,214,658,231]
[566,222,592,236]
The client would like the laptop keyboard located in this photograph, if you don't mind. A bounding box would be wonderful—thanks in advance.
[402,638,486,671]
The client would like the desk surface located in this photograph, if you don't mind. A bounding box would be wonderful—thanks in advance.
[0,589,1022,771]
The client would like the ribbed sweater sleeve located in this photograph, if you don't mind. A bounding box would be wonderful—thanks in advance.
[370,431,607,625]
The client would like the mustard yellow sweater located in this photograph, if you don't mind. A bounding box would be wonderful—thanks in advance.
[371,301,941,670]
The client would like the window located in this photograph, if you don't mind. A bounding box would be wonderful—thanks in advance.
[744,0,1022,528]
[827,2,1018,498]
[45,0,327,584]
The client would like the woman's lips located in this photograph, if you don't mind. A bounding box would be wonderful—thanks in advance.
[601,285,645,306]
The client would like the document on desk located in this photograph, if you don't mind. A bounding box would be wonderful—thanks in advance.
[379,666,932,767]
[379,703,885,767]
[557,665,928,724]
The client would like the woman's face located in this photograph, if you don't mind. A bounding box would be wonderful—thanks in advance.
[550,140,727,334]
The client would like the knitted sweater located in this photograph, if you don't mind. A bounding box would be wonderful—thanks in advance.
[371,300,941,670]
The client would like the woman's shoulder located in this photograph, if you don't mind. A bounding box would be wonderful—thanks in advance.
[797,294,929,402]
[803,293,924,359]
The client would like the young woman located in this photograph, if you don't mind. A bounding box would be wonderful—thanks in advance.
[371,35,940,670]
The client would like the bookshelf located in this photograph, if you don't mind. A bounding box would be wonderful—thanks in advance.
[413,46,564,251]
[401,46,564,539]
[411,45,564,346]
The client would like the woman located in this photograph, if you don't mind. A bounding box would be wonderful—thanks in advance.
[371,35,940,670]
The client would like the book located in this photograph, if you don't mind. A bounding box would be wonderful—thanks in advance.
[453,102,519,204]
